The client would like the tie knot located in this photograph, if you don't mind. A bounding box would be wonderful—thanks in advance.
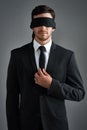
[39,46,46,52]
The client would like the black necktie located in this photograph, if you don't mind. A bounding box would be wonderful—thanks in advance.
[39,46,46,69]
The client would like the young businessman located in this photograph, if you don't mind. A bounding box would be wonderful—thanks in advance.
[6,5,85,130]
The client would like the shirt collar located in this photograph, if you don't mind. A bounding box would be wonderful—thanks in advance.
[33,39,52,53]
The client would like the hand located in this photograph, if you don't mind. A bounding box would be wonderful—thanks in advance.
[34,68,52,88]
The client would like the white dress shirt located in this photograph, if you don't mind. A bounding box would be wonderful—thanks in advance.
[33,39,52,69]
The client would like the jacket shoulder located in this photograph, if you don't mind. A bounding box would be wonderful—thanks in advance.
[11,42,32,56]
[53,43,74,56]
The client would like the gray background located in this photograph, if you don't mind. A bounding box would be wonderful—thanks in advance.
[0,0,87,130]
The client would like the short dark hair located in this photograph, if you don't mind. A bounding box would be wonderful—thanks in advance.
[31,5,55,20]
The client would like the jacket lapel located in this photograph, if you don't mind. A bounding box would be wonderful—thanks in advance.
[28,42,37,73]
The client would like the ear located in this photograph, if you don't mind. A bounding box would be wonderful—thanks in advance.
[52,28,55,32]
[32,28,34,31]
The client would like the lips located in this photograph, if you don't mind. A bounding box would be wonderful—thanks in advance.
[39,31,47,34]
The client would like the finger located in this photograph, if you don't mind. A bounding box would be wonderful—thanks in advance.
[34,78,38,84]
[38,68,44,76]
[34,72,39,79]
[34,73,40,84]
[42,69,49,76]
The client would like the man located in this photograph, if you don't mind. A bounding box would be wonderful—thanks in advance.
[6,5,85,130]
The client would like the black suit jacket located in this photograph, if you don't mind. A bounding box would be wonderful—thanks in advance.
[6,42,85,130]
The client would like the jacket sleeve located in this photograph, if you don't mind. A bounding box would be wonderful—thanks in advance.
[47,52,85,101]
[6,51,20,130]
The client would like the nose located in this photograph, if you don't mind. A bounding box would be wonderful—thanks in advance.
[40,26,47,29]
